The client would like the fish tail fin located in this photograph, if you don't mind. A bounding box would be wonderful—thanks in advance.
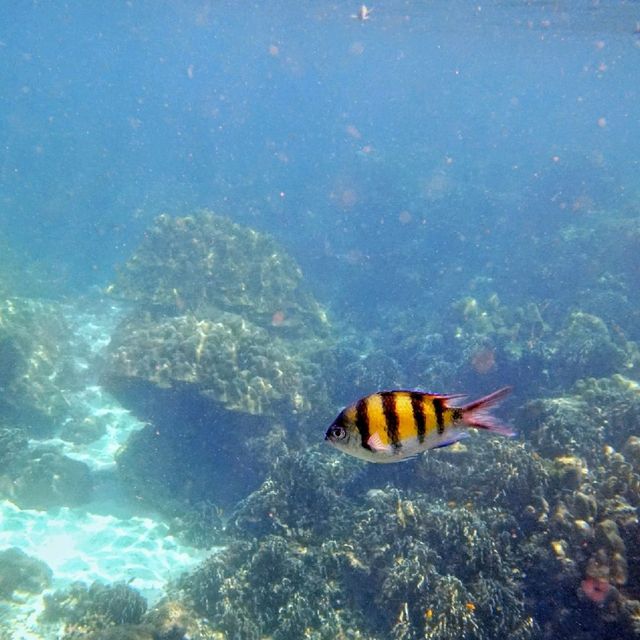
[458,386,515,436]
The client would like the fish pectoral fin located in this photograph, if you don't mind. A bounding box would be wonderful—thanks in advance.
[367,433,393,453]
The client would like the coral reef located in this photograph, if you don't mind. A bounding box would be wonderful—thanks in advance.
[0,297,80,430]
[108,211,329,334]
[164,368,640,640]
[0,428,93,509]
[97,205,640,639]
[409,293,639,397]
[104,211,333,419]
[101,211,336,520]
[42,582,223,640]
[0,547,52,599]
[106,308,326,417]
[173,447,538,640]
[516,375,640,637]
[9,446,93,509]
[0,205,635,639]
[555,312,629,383]
[42,581,148,634]
[522,374,640,460]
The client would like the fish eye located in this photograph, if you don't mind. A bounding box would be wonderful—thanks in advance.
[330,425,347,440]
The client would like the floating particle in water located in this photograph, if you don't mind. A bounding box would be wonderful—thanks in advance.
[332,187,358,209]
[345,124,362,139]
[271,310,286,327]
[351,5,373,21]
[398,210,412,225]
[471,347,496,374]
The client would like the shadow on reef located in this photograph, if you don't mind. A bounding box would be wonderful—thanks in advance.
[112,377,272,513]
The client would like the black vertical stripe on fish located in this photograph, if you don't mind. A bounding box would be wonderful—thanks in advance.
[381,392,401,449]
[356,397,372,450]
[433,397,445,434]
[411,392,427,443]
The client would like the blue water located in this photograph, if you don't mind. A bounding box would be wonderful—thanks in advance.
[2,1,638,296]
[1,2,640,638]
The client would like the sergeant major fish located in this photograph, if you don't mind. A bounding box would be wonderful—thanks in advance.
[325,386,514,462]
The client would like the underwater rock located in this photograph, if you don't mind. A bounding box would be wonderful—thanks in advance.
[145,599,227,640]
[555,311,628,382]
[43,580,148,638]
[10,447,93,509]
[0,298,78,430]
[521,375,640,461]
[104,211,333,419]
[103,212,338,519]
[0,429,93,509]
[59,415,106,444]
[105,308,327,417]
[0,426,29,476]
[0,547,52,599]
[108,211,329,334]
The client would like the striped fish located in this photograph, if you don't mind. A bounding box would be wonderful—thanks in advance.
[324,387,514,463]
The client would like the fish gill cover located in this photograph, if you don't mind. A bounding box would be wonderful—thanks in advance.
[0,1,639,639]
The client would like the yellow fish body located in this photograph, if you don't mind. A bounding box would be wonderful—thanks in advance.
[325,387,513,463]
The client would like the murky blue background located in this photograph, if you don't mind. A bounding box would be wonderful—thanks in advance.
[2,1,638,317]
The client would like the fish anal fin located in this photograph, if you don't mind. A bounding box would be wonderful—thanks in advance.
[433,432,468,449]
